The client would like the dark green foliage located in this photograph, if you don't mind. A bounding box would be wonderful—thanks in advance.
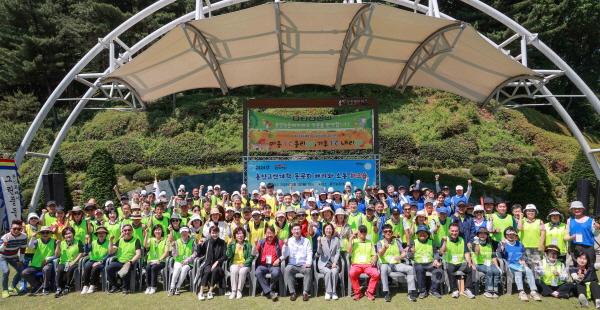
[470,163,490,177]
[132,169,153,183]
[506,163,520,175]
[416,159,432,168]
[146,132,208,166]
[378,132,418,165]
[171,170,190,179]
[0,91,39,122]
[567,151,598,202]
[419,138,478,163]
[155,168,171,181]
[508,158,558,217]
[82,149,117,203]
[119,163,144,180]
[438,118,469,139]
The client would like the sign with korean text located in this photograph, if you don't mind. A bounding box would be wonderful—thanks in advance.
[247,159,376,192]
[0,159,22,232]
[248,110,373,151]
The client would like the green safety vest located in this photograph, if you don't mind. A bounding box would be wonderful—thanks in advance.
[521,219,541,248]
[31,238,55,268]
[491,213,513,242]
[152,216,170,235]
[43,214,57,226]
[402,217,415,244]
[89,239,110,262]
[175,238,194,263]
[433,218,451,248]
[545,223,567,255]
[541,259,564,286]
[105,221,121,242]
[116,237,138,263]
[385,218,404,241]
[414,239,433,264]
[59,240,81,264]
[348,212,364,231]
[71,219,88,243]
[364,217,379,245]
[276,222,290,241]
[378,239,402,264]
[147,238,168,262]
[132,224,144,243]
[473,242,493,266]
[444,237,465,265]
[351,240,374,264]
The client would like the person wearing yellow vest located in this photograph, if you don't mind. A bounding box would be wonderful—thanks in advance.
[169,227,195,296]
[533,245,572,298]
[517,204,546,267]
[377,224,416,302]
[274,211,290,241]
[81,226,110,294]
[54,227,83,298]
[545,209,568,261]
[189,214,205,244]
[411,225,442,299]
[69,206,89,245]
[348,225,379,301]
[363,205,379,245]
[472,227,501,298]
[347,199,366,232]
[490,202,514,243]
[226,227,254,300]
[143,225,169,295]
[401,203,414,245]
[385,207,404,243]
[333,208,352,252]
[21,226,56,295]
[433,207,451,248]
[150,203,171,236]
[248,210,266,246]
[441,223,475,299]
[106,224,142,294]
[24,213,40,267]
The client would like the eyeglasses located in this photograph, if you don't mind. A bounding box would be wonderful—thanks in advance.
[403,208,411,211]
[383,230,392,233]
[11,227,22,231]
[122,229,132,232]
[171,219,181,222]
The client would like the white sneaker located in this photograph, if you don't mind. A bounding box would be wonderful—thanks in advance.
[198,292,205,300]
[451,290,459,298]
[229,290,236,300]
[332,293,339,300]
[236,291,242,299]
[225,291,231,296]
[81,286,88,294]
[207,291,214,300]
[325,293,331,300]
[144,287,150,295]
[150,287,156,294]
[88,285,95,294]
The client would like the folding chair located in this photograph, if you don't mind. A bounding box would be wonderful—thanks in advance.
[250,257,285,297]
[344,252,370,297]
[313,254,345,297]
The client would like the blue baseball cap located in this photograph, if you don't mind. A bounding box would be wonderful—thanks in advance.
[436,207,449,214]
[416,225,430,236]
[391,207,400,213]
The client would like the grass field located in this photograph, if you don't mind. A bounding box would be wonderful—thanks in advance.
[0,289,583,310]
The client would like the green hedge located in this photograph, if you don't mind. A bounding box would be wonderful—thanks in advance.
[470,163,490,177]
[119,163,144,180]
[133,169,154,183]
[82,149,117,203]
[418,137,478,163]
[508,158,558,217]
[379,132,417,165]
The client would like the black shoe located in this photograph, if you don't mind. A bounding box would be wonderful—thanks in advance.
[108,286,119,293]
[303,292,309,301]
[54,289,62,298]
[408,292,417,302]
[270,292,278,302]
[290,293,297,301]
[384,292,391,302]
[122,289,130,295]
[265,291,272,299]
[63,287,70,295]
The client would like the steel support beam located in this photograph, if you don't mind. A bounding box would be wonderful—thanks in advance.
[394,22,465,91]
[335,3,374,91]
[182,23,228,95]
[484,75,544,105]
[274,2,285,91]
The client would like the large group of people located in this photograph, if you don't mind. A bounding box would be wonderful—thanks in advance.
[1,176,599,307]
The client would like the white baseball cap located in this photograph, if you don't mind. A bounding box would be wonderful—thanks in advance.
[241,184,247,189]
[327,187,334,193]
[473,205,485,213]
[345,182,352,187]
[140,190,147,196]
[307,197,316,202]
[524,204,537,212]
[455,185,464,191]
[252,190,259,195]
[207,185,213,191]
[214,184,221,189]
[570,201,584,209]
[178,184,185,190]
[159,191,167,197]
[259,182,266,188]
[104,200,114,207]
[276,189,283,195]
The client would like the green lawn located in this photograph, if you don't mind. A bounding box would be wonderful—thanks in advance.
[0,289,584,309]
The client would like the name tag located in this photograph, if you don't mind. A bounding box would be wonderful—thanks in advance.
[576,234,583,243]
[484,259,491,267]
[387,256,398,264]
[452,255,459,263]
[266,255,272,264]
[420,254,431,263]
[365,235,371,241]
[357,255,367,263]
[551,238,558,245]
[551,278,558,287]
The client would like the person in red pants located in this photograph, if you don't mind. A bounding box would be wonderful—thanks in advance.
[347,225,380,301]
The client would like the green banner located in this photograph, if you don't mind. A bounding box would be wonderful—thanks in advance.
[249,110,373,130]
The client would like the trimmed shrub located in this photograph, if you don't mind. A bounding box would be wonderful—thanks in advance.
[156,168,172,180]
[508,158,558,217]
[419,138,478,163]
[438,117,469,139]
[445,159,459,169]
[119,163,144,180]
[432,160,443,169]
[146,132,208,166]
[171,170,191,178]
[379,132,418,165]
[82,149,117,203]
[133,169,154,183]
[108,137,145,164]
[416,159,432,168]
[470,163,490,177]
[506,163,520,175]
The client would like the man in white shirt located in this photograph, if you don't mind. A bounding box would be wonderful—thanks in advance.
[283,223,312,301]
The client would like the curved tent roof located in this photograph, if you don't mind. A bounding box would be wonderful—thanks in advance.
[107,2,538,103]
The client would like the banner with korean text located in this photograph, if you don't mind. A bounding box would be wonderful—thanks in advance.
[0,159,22,232]
[248,110,373,151]
[247,159,376,192]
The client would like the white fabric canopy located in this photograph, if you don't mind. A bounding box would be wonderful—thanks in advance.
[107,2,538,103]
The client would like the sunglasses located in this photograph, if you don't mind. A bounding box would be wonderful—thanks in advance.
[171,219,181,222]
[11,227,22,231]
[383,230,392,233]
[122,229,132,232]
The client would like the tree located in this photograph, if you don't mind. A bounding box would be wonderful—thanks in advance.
[82,148,116,204]
[508,158,558,217]
[567,151,598,204]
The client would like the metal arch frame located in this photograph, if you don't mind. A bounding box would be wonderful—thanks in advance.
[484,74,545,105]
[181,23,229,95]
[15,0,600,208]
[334,3,374,91]
[394,21,465,91]
[273,1,286,91]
